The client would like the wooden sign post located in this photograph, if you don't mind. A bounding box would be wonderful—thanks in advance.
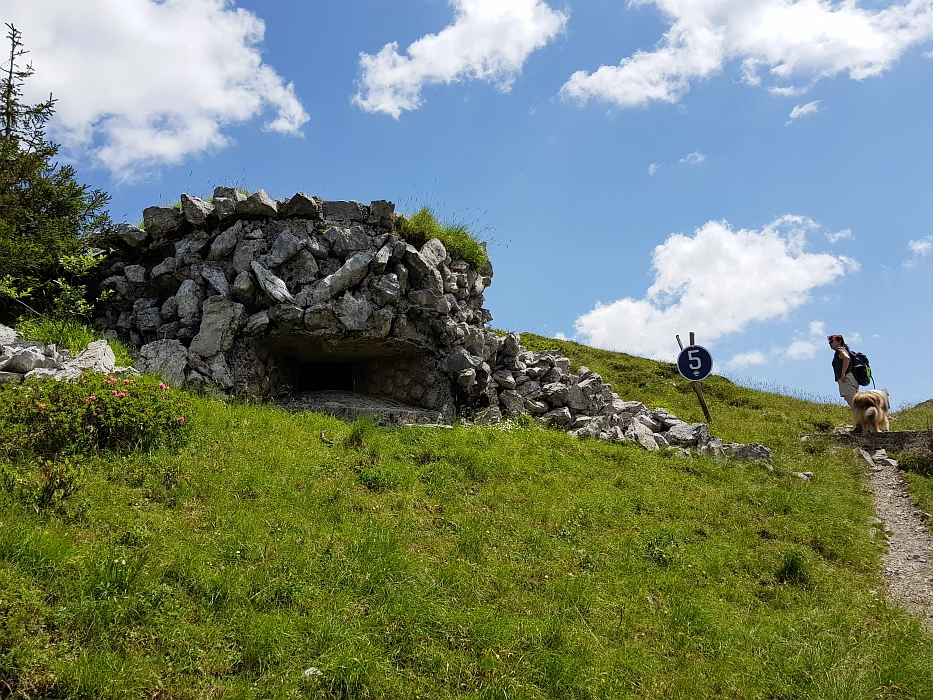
[676,332,713,424]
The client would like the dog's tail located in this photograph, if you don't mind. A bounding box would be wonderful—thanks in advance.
[863,406,878,423]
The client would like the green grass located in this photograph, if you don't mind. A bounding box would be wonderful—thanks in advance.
[2,334,933,698]
[15,316,134,366]
[396,206,488,270]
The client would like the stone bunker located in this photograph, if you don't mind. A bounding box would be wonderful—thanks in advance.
[93,186,770,459]
[97,188,498,423]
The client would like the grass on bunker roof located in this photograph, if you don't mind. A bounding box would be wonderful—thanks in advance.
[1,333,932,698]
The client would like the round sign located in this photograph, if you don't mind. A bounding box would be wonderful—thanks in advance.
[677,345,713,381]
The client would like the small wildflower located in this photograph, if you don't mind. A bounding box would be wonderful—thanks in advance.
[38,403,46,410]
[159,382,169,390]
[89,395,96,401]
[177,416,185,423]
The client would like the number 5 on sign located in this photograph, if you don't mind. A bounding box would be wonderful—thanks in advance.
[677,345,713,381]
[675,334,713,424]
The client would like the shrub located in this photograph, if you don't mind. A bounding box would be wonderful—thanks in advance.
[0,374,189,459]
[395,206,488,270]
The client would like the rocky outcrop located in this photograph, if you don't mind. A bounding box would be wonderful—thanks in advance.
[0,325,136,383]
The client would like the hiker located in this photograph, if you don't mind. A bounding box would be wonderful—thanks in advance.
[828,334,858,409]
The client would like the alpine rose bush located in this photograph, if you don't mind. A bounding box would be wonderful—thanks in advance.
[0,374,189,458]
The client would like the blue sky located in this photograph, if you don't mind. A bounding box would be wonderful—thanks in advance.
[6,0,933,406]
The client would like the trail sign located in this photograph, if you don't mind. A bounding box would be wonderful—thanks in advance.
[677,344,713,381]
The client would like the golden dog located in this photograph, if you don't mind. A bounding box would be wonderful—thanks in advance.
[852,390,890,432]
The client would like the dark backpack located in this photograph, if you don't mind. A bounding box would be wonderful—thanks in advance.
[849,351,872,386]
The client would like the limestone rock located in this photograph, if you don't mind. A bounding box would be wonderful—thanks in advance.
[245,311,270,335]
[123,264,146,283]
[279,192,322,219]
[114,223,148,248]
[0,324,17,345]
[307,250,373,303]
[370,273,401,307]
[143,206,185,239]
[150,257,177,279]
[261,230,303,268]
[209,224,240,259]
[251,261,295,304]
[138,339,189,386]
[324,225,370,257]
[69,340,116,374]
[334,292,373,331]
[201,266,230,297]
[181,194,213,226]
[189,296,245,356]
[236,189,278,217]
[323,200,367,222]
[498,390,525,416]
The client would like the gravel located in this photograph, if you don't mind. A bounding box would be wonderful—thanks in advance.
[861,448,933,630]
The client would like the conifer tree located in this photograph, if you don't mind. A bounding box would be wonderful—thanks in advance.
[0,23,111,323]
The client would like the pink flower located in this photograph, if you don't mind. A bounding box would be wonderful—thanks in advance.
[177,416,185,423]
[159,382,169,390]
[89,395,96,401]
[112,390,118,395]
[38,403,46,410]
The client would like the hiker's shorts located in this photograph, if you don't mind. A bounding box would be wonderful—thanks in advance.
[838,372,859,398]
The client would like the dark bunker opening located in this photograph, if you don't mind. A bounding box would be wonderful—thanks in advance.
[294,362,354,392]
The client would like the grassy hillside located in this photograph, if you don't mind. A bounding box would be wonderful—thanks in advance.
[2,334,932,698]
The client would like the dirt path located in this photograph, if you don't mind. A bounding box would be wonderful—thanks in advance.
[860,448,933,630]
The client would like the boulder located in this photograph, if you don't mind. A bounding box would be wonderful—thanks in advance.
[208,224,240,259]
[322,200,367,222]
[189,296,245,357]
[306,250,373,303]
[114,223,148,248]
[0,324,17,345]
[279,192,322,219]
[123,264,146,283]
[201,266,230,297]
[236,189,278,217]
[334,292,373,331]
[664,422,711,447]
[181,194,213,226]
[138,339,189,386]
[143,206,185,239]
[2,346,59,374]
[539,407,573,427]
[261,230,303,267]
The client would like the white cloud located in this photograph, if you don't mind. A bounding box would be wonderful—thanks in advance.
[903,235,933,267]
[726,351,768,370]
[680,151,706,165]
[786,100,821,124]
[769,83,814,97]
[573,215,859,360]
[6,0,308,180]
[825,228,853,242]
[554,331,568,340]
[354,0,569,118]
[560,0,933,108]
[787,339,820,360]
[648,162,661,175]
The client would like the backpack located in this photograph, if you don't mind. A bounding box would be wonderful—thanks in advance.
[849,351,872,386]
